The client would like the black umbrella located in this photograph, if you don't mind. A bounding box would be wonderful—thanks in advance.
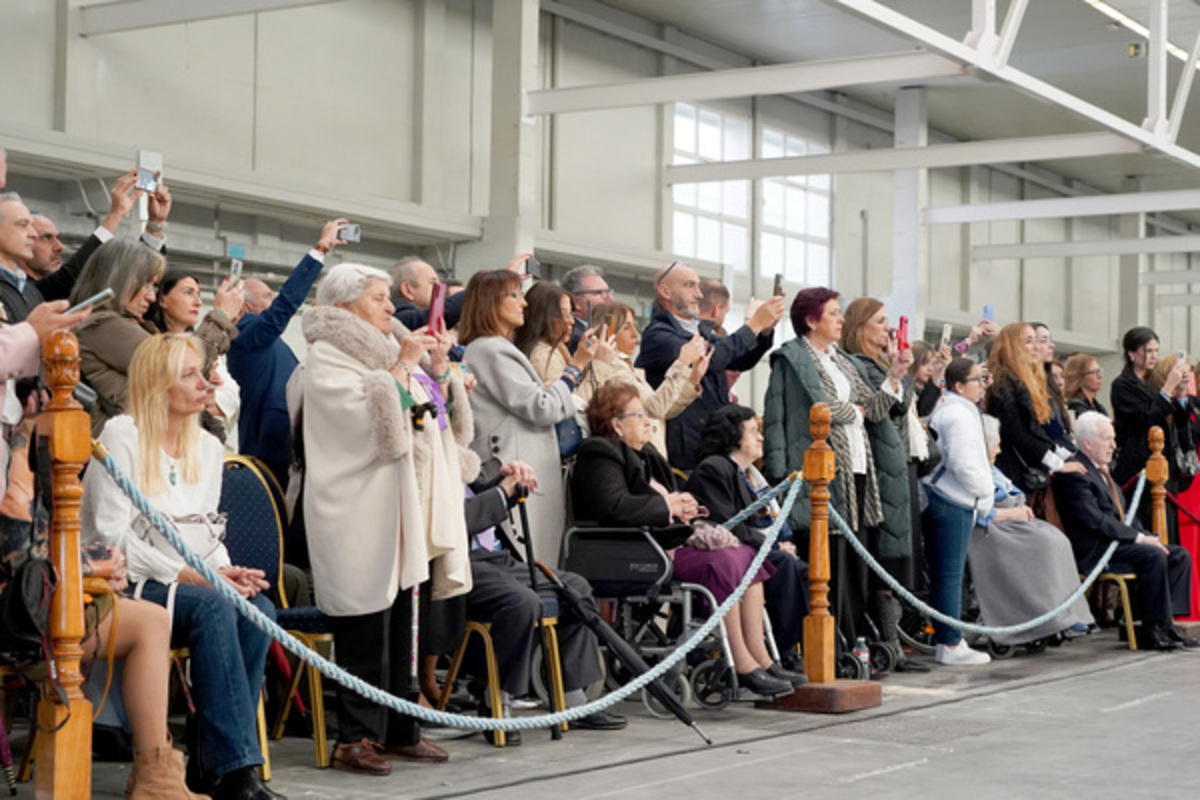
[513,486,711,745]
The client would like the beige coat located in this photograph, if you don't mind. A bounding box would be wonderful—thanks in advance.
[301,306,474,617]
[587,357,700,456]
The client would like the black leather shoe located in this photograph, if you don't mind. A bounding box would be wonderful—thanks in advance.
[482,727,521,746]
[1138,627,1182,652]
[767,661,809,686]
[1166,625,1200,648]
[569,710,628,731]
[213,766,286,800]
[737,668,794,697]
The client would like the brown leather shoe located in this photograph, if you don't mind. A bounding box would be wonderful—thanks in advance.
[331,739,392,776]
[376,737,449,763]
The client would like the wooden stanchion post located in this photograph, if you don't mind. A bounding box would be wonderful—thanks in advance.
[757,403,881,714]
[1148,426,1169,546]
[33,330,92,799]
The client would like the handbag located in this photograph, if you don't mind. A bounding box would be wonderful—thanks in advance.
[1011,447,1050,492]
[555,416,583,460]
[132,511,228,563]
[0,557,57,668]
[684,519,741,551]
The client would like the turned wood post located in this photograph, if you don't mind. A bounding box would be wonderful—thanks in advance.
[1148,426,1170,545]
[34,330,92,799]
[802,403,837,684]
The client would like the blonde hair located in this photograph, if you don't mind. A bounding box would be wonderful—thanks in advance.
[127,334,205,495]
[1148,353,1181,393]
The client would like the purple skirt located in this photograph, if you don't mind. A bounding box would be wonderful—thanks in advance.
[671,543,775,605]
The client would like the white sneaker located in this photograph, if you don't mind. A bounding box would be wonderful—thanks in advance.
[935,641,991,666]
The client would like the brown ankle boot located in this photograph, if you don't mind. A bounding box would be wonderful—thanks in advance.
[129,746,210,800]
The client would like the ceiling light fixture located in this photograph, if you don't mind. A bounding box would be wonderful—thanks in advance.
[1083,0,1196,64]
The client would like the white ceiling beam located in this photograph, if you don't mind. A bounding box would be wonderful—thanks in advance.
[973,235,1200,261]
[925,188,1200,225]
[665,132,1138,184]
[827,0,1200,170]
[1141,268,1200,286]
[79,0,340,37]
[525,51,965,116]
[1156,293,1200,307]
[1144,0,1169,135]
[994,0,1029,67]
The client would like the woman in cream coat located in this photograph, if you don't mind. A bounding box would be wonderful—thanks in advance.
[302,263,474,774]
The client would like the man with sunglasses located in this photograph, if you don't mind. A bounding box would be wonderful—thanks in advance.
[636,260,784,471]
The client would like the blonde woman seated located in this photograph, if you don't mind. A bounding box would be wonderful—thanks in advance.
[82,335,281,800]
[301,262,473,776]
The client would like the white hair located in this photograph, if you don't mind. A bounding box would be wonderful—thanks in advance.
[981,414,1001,450]
[1074,411,1112,446]
[316,262,392,307]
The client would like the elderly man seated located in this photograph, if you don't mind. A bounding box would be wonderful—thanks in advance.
[1052,412,1198,651]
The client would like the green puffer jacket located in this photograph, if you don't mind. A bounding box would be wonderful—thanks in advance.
[762,338,912,564]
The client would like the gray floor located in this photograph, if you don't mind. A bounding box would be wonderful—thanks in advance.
[37,630,1200,798]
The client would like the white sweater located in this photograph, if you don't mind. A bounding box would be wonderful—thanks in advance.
[926,392,996,526]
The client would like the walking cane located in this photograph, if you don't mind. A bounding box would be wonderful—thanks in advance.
[511,484,563,740]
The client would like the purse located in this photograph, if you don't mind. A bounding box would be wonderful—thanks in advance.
[1012,447,1050,492]
[684,519,741,551]
[132,512,228,563]
[0,557,57,668]
[555,416,583,460]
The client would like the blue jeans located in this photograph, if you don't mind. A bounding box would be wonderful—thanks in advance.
[136,580,275,776]
[922,492,974,646]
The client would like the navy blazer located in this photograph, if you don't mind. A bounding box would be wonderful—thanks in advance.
[1051,451,1142,572]
[227,253,324,469]
[635,305,773,470]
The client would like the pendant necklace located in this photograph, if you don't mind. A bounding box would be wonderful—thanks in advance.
[167,455,178,486]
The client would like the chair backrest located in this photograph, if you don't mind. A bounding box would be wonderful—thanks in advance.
[219,455,285,600]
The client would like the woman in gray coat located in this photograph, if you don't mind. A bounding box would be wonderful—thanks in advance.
[460,270,598,568]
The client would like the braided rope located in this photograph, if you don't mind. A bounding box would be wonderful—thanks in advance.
[93,449,802,732]
[826,471,1147,638]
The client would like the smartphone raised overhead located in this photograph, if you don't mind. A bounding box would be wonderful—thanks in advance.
[66,288,115,315]
[940,323,953,350]
[135,168,158,194]
[429,281,447,334]
[982,304,995,323]
[525,255,542,280]
[897,316,910,351]
[337,223,361,243]
[229,258,244,283]
[773,273,784,297]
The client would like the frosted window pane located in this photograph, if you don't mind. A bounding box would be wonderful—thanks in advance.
[673,181,698,207]
[674,104,696,154]
[698,181,722,214]
[723,223,748,273]
[697,217,721,261]
[785,237,806,282]
[786,136,805,157]
[724,117,750,160]
[673,212,695,258]
[763,182,785,228]
[807,242,830,286]
[723,180,748,218]
[809,173,831,191]
[786,186,806,233]
[807,192,830,238]
[761,232,784,278]
[699,110,722,160]
[762,129,784,159]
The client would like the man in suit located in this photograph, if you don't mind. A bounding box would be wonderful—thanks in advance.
[635,261,783,471]
[388,255,466,331]
[1052,411,1197,650]
[227,219,347,489]
[560,264,611,354]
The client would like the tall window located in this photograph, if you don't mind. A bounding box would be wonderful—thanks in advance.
[671,103,751,273]
[759,127,831,286]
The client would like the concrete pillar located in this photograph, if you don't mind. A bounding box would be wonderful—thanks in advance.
[456,0,540,275]
[892,86,927,333]
[1117,176,1146,340]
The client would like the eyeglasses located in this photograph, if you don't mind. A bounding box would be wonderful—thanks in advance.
[963,376,986,384]
[574,288,612,298]
[617,410,647,421]
[1085,368,1104,376]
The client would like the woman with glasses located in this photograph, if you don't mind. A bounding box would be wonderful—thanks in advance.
[461,270,598,568]
[986,323,1082,497]
[1063,354,1108,418]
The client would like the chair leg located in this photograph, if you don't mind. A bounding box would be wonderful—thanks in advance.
[542,620,569,732]
[477,627,505,748]
[271,660,307,741]
[438,627,474,711]
[307,658,329,769]
[1117,578,1138,652]
[257,695,271,782]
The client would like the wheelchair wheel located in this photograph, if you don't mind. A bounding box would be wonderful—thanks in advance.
[897,602,937,655]
[690,660,734,710]
[1024,638,1049,655]
[642,667,691,719]
[868,642,895,674]
[837,653,870,681]
[986,640,1014,660]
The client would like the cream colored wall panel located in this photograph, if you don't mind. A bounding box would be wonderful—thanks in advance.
[927,168,963,311]
[0,3,56,128]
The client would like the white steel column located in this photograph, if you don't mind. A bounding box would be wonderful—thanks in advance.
[1118,177,1147,339]
[456,0,540,273]
[1144,0,1169,137]
[893,87,927,333]
[413,0,445,208]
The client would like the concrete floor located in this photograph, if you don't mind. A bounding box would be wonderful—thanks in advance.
[22,629,1200,799]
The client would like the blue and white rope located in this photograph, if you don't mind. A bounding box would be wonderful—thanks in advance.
[826,471,1147,638]
[93,449,802,732]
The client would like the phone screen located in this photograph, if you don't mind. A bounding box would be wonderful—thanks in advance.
[897,316,910,351]
[940,323,953,349]
[229,258,243,283]
[135,167,158,193]
[429,282,447,334]
[773,273,784,297]
[983,304,995,323]
[66,288,115,315]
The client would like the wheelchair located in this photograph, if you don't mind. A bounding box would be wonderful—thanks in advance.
[560,522,784,713]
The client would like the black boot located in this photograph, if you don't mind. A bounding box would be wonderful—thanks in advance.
[213,765,287,800]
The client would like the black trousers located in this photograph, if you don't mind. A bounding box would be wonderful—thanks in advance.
[329,589,424,747]
[1108,542,1193,625]
[763,548,809,655]
[466,552,602,697]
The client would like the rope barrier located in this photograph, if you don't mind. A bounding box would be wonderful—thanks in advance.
[825,471,1147,638]
[92,448,802,732]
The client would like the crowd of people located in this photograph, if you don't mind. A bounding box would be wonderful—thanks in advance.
[1,147,1199,797]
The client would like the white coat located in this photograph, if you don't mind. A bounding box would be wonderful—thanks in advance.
[301,306,475,617]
